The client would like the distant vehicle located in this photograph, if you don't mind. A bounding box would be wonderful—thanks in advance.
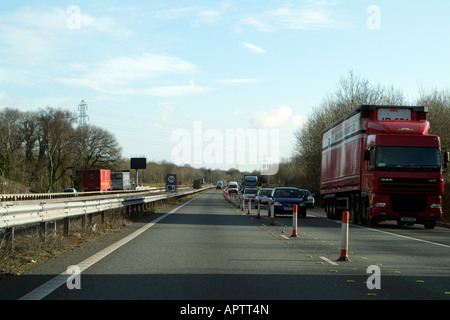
[216,181,224,189]
[82,169,111,192]
[111,172,131,190]
[255,188,273,208]
[268,187,306,218]
[299,189,315,208]
[242,188,258,203]
[63,188,77,196]
[240,175,258,193]
[227,181,239,194]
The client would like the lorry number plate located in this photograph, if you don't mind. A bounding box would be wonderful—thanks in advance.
[400,217,416,222]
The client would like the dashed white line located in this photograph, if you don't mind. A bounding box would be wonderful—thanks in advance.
[320,256,339,266]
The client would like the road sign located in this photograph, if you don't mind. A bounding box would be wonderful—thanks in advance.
[166,174,177,192]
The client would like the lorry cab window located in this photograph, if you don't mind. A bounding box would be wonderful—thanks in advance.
[375,146,441,171]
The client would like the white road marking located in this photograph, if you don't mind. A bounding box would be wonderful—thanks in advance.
[19,195,202,300]
[364,227,450,249]
[320,256,339,266]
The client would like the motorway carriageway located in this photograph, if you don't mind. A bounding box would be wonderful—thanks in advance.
[1,189,449,302]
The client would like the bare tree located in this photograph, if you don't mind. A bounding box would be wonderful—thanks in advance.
[416,87,450,151]
[36,108,77,192]
[293,71,405,195]
[0,108,22,179]
[75,125,122,169]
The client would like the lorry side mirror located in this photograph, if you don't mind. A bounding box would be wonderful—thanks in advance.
[364,149,371,161]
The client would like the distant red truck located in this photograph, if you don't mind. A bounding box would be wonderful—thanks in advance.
[320,105,448,229]
[82,169,111,192]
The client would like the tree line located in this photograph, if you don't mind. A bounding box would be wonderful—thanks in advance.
[0,107,243,193]
[0,107,121,193]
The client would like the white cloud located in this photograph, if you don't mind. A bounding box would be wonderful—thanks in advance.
[236,2,351,32]
[0,92,5,99]
[58,54,210,96]
[217,78,262,84]
[160,104,175,121]
[251,105,306,129]
[148,121,162,127]
[138,80,212,97]
[243,42,266,54]
[154,6,223,27]
[0,6,132,66]
[193,10,223,27]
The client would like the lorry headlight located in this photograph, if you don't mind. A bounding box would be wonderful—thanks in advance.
[430,204,441,209]
[375,202,387,208]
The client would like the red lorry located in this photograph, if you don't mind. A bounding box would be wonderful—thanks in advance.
[320,105,448,229]
[82,169,111,192]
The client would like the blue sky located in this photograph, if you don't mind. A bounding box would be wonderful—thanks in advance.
[1,1,449,173]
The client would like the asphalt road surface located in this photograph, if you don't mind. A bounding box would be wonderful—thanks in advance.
[1,189,449,303]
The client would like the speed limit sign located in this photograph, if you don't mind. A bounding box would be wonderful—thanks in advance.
[166,174,177,192]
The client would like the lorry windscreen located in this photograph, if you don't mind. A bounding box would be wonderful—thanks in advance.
[376,146,441,171]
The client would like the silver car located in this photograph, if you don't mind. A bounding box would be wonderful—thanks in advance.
[242,188,258,205]
[255,188,273,208]
[227,181,239,194]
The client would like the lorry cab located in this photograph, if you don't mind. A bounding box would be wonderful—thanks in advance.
[321,105,448,229]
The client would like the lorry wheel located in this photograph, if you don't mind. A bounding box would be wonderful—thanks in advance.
[361,199,369,225]
[367,218,378,227]
[350,195,359,224]
[329,199,336,220]
[326,202,331,219]
[298,207,307,218]
[424,221,436,229]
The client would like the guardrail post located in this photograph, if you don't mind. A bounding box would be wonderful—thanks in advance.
[270,200,275,225]
[291,205,298,237]
[338,211,350,261]
[64,217,70,236]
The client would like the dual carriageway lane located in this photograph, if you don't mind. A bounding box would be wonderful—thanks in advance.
[1,189,449,301]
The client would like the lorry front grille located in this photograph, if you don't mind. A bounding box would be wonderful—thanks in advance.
[380,178,438,194]
[390,194,427,213]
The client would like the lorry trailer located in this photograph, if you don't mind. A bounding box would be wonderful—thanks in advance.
[111,171,132,190]
[82,169,111,192]
[320,105,448,229]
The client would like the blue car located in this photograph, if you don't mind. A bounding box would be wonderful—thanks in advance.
[268,187,307,218]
